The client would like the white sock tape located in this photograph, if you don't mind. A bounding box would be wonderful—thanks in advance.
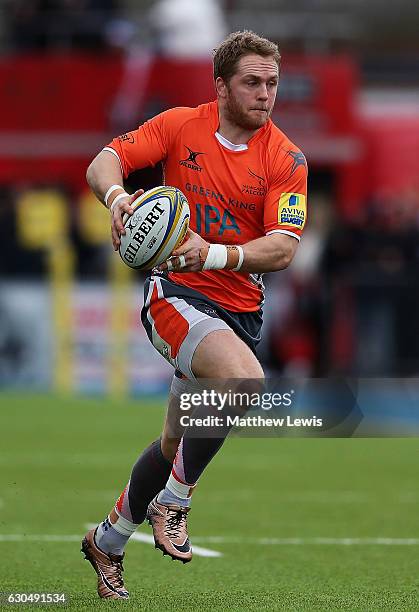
[112,509,139,535]
[104,184,125,208]
[202,244,227,270]
[166,473,194,499]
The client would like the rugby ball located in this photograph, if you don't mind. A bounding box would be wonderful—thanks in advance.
[119,186,190,270]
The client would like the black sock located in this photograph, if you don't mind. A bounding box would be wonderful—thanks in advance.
[181,436,226,484]
[178,390,252,485]
[128,438,172,524]
[179,401,234,485]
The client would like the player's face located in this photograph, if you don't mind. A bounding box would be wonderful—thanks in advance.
[225,54,279,131]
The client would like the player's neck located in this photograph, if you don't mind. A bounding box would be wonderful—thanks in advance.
[217,118,258,145]
[217,109,259,145]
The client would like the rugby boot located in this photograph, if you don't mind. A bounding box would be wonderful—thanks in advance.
[146,496,192,563]
[81,528,129,599]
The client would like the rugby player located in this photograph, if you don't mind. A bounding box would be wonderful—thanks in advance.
[82,30,308,599]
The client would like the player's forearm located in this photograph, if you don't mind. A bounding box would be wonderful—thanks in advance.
[200,234,298,273]
[86,150,125,207]
[240,233,298,273]
[167,230,299,274]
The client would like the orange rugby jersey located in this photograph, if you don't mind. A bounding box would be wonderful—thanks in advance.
[106,101,308,312]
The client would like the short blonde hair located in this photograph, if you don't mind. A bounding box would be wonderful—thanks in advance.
[213,30,281,83]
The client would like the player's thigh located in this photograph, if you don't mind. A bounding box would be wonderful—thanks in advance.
[192,329,264,378]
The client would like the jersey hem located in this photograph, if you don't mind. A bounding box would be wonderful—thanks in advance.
[167,272,262,314]
[266,229,301,241]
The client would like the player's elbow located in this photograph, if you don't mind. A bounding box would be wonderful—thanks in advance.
[272,243,296,271]
[266,234,299,272]
[86,151,105,187]
[272,254,292,271]
[86,159,96,188]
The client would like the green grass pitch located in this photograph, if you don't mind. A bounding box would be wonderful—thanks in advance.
[1,392,418,611]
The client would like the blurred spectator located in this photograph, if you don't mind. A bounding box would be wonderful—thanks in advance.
[110,0,227,131]
[148,0,227,58]
[323,186,419,376]
[263,194,334,377]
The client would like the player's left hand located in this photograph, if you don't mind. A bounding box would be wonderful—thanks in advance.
[157,229,209,272]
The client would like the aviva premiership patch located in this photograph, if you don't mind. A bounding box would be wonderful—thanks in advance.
[278,193,306,229]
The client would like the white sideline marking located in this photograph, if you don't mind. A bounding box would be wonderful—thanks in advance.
[130,531,222,557]
[1,533,418,547]
[193,536,419,546]
[86,523,222,558]
[0,535,81,542]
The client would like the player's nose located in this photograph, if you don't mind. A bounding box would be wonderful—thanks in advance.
[257,84,269,100]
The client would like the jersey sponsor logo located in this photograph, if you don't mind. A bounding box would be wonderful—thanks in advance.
[179,146,205,172]
[278,193,306,229]
[185,183,256,212]
[242,168,267,197]
[118,132,134,144]
[185,182,224,202]
[196,203,241,236]
[228,198,256,211]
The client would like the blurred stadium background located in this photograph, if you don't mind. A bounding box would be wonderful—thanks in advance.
[1,0,419,394]
[0,0,419,394]
[1,2,419,609]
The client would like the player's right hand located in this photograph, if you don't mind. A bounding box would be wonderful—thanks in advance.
[110,189,144,251]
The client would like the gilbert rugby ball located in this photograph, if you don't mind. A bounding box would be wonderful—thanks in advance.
[119,185,190,270]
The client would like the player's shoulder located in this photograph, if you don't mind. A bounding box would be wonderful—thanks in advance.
[265,121,306,162]
[159,102,215,128]
[263,121,308,179]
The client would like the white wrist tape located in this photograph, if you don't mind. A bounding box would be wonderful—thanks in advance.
[104,184,125,208]
[232,245,244,271]
[110,192,129,212]
[202,244,227,270]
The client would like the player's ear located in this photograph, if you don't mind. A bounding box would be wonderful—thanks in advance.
[215,77,228,99]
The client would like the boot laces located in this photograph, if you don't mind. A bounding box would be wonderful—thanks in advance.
[108,556,125,588]
[165,507,188,540]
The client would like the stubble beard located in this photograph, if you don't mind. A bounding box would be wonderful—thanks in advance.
[225,88,271,132]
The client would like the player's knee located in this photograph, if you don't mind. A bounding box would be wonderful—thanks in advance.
[231,361,264,379]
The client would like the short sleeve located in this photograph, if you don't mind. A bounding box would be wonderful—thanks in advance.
[263,150,308,241]
[104,109,177,179]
